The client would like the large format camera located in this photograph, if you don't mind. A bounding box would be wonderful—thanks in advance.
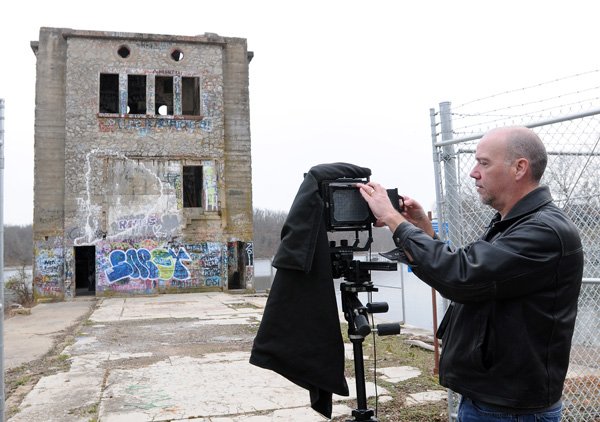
[321,178,404,232]
[321,177,403,282]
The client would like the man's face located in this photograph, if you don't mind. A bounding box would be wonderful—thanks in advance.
[470,134,513,212]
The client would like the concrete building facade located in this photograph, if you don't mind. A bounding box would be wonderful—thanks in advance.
[31,27,254,301]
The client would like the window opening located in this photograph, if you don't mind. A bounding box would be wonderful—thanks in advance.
[171,49,184,61]
[127,74,147,114]
[183,165,203,208]
[155,76,174,115]
[99,73,119,113]
[117,45,131,58]
[182,77,201,115]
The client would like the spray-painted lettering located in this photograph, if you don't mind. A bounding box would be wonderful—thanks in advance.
[105,247,191,283]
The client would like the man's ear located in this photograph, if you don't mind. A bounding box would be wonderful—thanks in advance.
[514,158,529,181]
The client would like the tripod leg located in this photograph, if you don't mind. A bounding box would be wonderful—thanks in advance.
[347,335,378,422]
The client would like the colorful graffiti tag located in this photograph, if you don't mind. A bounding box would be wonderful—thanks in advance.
[186,243,223,287]
[202,162,219,211]
[33,239,65,297]
[98,117,213,133]
[96,240,229,294]
[105,246,191,283]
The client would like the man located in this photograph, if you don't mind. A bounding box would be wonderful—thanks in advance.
[358,126,583,421]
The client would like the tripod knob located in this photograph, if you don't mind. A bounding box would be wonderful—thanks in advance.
[367,302,389,313]
[375,323,401,336]
[353,313,372,337]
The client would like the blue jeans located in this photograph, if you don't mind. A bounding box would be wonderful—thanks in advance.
[458,398,563,422]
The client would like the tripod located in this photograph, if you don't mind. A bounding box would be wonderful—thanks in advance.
[340,262,401,422]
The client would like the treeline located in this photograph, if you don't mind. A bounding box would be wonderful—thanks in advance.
[253,209,288,258]
[3,212,397,265]
[4,225,33,267]
[252,208,397,259]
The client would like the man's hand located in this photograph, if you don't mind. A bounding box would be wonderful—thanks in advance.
[357,183,435,238]
[357,182,406,232]
[401,196,435,237]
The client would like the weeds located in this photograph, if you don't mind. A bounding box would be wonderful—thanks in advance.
[5,266,34,308]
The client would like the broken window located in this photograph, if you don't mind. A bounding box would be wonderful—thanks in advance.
[171,49,184,62]
[127,74,147,114]
[182,77,201,115]
[99,73,119,113]
[183,165,203,208]
[99,73,201,117]
[155,76,174,116]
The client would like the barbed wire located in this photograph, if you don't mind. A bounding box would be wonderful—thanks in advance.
[449,69,600,135]
[453,69,600,110]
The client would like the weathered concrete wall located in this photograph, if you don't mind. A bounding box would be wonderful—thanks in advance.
[32,28,254,301]
[31,28,67,237]
[222,37,254,241]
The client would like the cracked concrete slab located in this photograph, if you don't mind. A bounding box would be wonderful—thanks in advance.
[7,292,445,421]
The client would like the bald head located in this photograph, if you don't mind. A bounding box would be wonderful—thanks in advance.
[487,126,548,182]
[471,126,548,217]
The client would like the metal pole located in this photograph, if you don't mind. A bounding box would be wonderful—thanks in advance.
[0,97,6,422]
[437,102,460,422]
[430,107,444,233]
[439,101,459,229]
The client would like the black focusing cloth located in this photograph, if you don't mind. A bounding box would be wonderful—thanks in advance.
[249,162,371,418]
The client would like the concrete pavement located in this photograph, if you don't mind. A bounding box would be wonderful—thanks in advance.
[5,293,445,421]
[5,297,96,370]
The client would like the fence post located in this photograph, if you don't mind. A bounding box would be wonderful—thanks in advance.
[436,101,461,422]
[439,102,460,242]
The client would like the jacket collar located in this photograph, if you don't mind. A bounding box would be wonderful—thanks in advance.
[492,186,553,227]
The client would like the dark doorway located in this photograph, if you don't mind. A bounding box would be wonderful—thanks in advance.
[227,241,252,290]
[75,246,96,296]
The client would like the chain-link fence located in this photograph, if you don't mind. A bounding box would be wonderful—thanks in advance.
[430,73,600,421]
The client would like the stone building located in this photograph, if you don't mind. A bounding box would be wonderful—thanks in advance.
[30,27,254,301]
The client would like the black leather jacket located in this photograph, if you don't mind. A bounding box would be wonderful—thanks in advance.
[392,186,583,409]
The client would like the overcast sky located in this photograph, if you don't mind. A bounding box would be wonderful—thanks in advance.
[1,0,599,226]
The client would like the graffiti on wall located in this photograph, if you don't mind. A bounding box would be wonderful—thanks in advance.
[109,213,180,239]
[97,239,225,293]
[186,243,223,287]
[34,239,65,297]
[202,161,219,211]
[104,246,191,283]
[72,149,185,246]
[98,117,213,134]
[245,242,254,288]
[115,214,159,231]
[64,247,74,298]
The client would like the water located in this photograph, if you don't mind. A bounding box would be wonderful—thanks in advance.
[255,259,444,332]
[3,267,33,284]
[2,263,446,332]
